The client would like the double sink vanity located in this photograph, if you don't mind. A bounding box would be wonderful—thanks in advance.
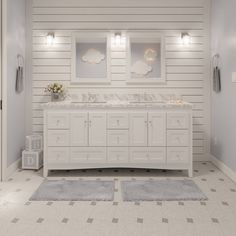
[42,100,193,177]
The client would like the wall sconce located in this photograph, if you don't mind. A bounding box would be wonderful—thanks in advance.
[181,33,191,45]
[46,32,55,46]
[111,32,126,48]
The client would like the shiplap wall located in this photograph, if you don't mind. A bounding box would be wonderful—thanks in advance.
[30,0,210,161]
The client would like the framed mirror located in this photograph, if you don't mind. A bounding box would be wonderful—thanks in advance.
[127,32,166,84]
[71,32,111,84]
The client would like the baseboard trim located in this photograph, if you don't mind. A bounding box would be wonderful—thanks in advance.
[5,159,21,180]
[210,154,236,182]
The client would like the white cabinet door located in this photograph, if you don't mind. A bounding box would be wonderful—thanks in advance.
[70,113,88,146]
[129,113,147,146]
[89,113,107,146]
[148,112,166,146]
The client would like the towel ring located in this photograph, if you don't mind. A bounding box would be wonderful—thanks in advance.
[17,54,24,67]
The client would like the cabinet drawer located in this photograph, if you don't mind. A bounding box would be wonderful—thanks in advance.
[107,113,128,129]
[167,147,189,164]
[47,147,69,164]
[167,113,189,129]
[167,130,189,147]
[107,130,129,146]
[70,147,106,163]
[47,112,69,129]
[47,130,69,146]
[107,147,129,163]
[130,147,166,163]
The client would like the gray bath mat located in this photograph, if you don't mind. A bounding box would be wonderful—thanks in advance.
[30,180,115,201]
[121,179,207,201]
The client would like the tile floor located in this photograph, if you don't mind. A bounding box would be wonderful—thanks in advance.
[0,162,236,236]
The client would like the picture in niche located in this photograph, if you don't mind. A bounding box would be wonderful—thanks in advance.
[130,43,161,79]
[76,42,107,79]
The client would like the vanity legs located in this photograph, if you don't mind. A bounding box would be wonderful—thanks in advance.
[43,168,48,178]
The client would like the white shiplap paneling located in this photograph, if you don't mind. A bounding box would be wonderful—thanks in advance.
[30,0,210,161]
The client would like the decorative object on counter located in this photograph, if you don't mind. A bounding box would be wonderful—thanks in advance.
[45,82,65,102]
[82,48,105,64]
[25,135,43,151]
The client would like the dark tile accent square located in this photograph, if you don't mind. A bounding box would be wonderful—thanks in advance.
[114,178,118,181]
[11,218,19,223]
[194,170,199,173]
[87,218,93,223]
[230,189,236,192]
[91,201,96,206]
[157,202,162,206]
[69,201,75,206]
[211,189,216,192]
[222,201,229,206]
[62,218,69,223]
[98,170,103,173]
[200,202,206,206]
[137,218,143,223]
[114,188,118,192]
[46,202,53,206]
[114,170,119,172]
[36,218,44,223]
[113,202,118,206]
[135,202,140,206]
[162,218,168,223]
[130,170,135,172]
[219,178,224,181]
[146,170,150,173]
[178,202,184,206]
[201,178,207,181]
[187,218,194,223]
[202,163,207,165]
[210,170,215,172]
[211,218,219,223]
[112,218,119,223]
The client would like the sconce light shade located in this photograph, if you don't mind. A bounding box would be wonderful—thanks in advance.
[181,33,191,45]
[111,32,126,48]
[115,33,121,46]
[46,32,55,46]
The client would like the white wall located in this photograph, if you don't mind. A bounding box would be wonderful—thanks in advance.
[30,0,211,161]
[6,0,26,167]
[211,0,236,172]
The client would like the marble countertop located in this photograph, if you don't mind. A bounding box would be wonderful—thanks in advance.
[41,100,193,110]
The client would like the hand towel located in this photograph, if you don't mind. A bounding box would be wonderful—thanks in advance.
[16,66,24,93]
[213,66,221,93]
